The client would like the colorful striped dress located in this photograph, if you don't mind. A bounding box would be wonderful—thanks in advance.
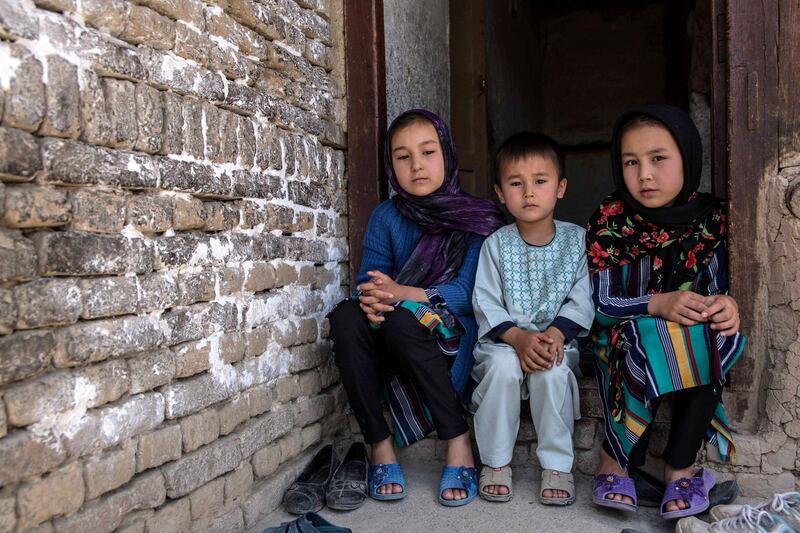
[591,241,745,468]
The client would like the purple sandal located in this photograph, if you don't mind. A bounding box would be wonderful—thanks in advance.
[660,468,716,519]
[592,473,638,512]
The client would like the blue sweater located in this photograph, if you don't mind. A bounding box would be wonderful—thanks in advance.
[355,199,484,394]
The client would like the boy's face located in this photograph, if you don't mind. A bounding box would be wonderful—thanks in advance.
[390,120,445,197]
[494,155,566,225]
[620,124,684,209]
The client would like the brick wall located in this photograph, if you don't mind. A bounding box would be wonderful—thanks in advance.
[0,0,349,530]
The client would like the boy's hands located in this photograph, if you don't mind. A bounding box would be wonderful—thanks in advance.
[543,326,566,366]
[357,270,397,324]
[502,327,557,373]
[702,294,740,336]
[647,290,708,325]
[648,291,740,336]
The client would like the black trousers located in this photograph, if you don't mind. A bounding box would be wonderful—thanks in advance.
[603,383,723,469]
[328,299,468,444]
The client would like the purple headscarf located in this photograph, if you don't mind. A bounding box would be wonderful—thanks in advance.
[384,109,505,288]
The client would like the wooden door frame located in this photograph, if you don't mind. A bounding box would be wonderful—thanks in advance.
[344,0,388,286]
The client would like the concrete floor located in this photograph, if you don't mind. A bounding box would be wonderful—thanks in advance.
[252,459,683,533]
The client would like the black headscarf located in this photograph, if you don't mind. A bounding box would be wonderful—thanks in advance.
[586,104,727,292]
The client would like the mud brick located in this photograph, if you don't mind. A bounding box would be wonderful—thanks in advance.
[69,189,128,234]
[120,4,175,50]
[244,262,275,292]
[63,393,165,457]
[0,329,56,386]
[186,476,223,520]
[103,79,138,149]
[138,272,180,312]
[17,462,84,530]
[3,184,71,229]
[251,441,281,478]
[84,442,136,499]
[217,266,244,295]
[172,338,211,378]
[216,109,239,164]
[42,138,159,189]
[0,126,41,182]
[3,371,73,427]
[1,44,45,132]
[132,0,205,29]
[181,97,204,159]
[52,471,165,533]
[202,201,239,231]
[39,56,80,138]
[175,19,212,67]
[173,196,205,230]
[288,180,330,209]
[143,497,189,532]
[129,349,176,393]
[136,424,182,471]
[127,194,174,233]
[78,67,112,146]
[304,39,329,70]
[74,359,130,409]
[82,0,129,36]
[35,231,154,276]
[55,315,162,367]
[237,116,256,168]
[217,393,249,435]
[0,429,66,486]
[0,287,14,334]
[160,91,184,155]
[162,434,241,498]
[219,332,246,365]
[134,84,163,153]
[79,276,138,319]
[14,278,81,329]
[0,1,38,39]
[202,101,221,161]
[232,170,281,199]
[0,496,14,533]
[139,47,224,101]
[160,305,209,346]
[244,328,269,358]
[177,269,216,305]
[159,158,232,198]
[162,371,238,419]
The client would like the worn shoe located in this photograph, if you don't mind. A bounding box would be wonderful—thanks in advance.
[326,442,368,511]
[283,444,339,515]
[262,512,352,533]
[710,492,800,529]
[676,509,794,532]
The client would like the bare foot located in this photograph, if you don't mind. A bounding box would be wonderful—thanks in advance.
[596,448,634,506]
[371,438,403,495]
[442,432,475,501]
[663,465,694,512]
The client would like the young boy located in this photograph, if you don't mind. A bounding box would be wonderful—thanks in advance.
[471,132,594,505]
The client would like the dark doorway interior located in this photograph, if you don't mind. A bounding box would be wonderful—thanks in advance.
[451,0,699,226]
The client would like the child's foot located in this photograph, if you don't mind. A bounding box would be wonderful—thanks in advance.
[596,448,634,506]
[442,432,475,502]
[663,465,694,512]
[370,438,403,496]
[482,466,511,497]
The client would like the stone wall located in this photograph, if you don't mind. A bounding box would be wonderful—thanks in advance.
[0,0,349,531]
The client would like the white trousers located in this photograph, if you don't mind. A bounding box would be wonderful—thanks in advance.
[471,342,581,472]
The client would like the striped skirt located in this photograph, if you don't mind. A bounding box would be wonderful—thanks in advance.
[594,314,745,468]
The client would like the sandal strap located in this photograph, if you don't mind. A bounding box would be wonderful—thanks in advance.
[440,466,478,496]
[479,466,512,492]
[368,463,405,494]
[541,470,574,497]
[593,473,638,505]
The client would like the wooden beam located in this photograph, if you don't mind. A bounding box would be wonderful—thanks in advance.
[344,0,388,286]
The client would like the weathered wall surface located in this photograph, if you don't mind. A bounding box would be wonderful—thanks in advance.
[383,0,449,124]
[0,0,349,530]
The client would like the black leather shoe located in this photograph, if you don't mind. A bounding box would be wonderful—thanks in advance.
[283,444,339,515]
[326,442,368,511]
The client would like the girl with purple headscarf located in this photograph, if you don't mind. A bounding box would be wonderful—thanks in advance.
[328,109,505,508]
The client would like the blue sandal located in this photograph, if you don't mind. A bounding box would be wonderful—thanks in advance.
[368,463,406,501]
[438,466,478,507]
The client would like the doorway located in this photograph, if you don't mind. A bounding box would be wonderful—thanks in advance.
[450,0,700,226]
